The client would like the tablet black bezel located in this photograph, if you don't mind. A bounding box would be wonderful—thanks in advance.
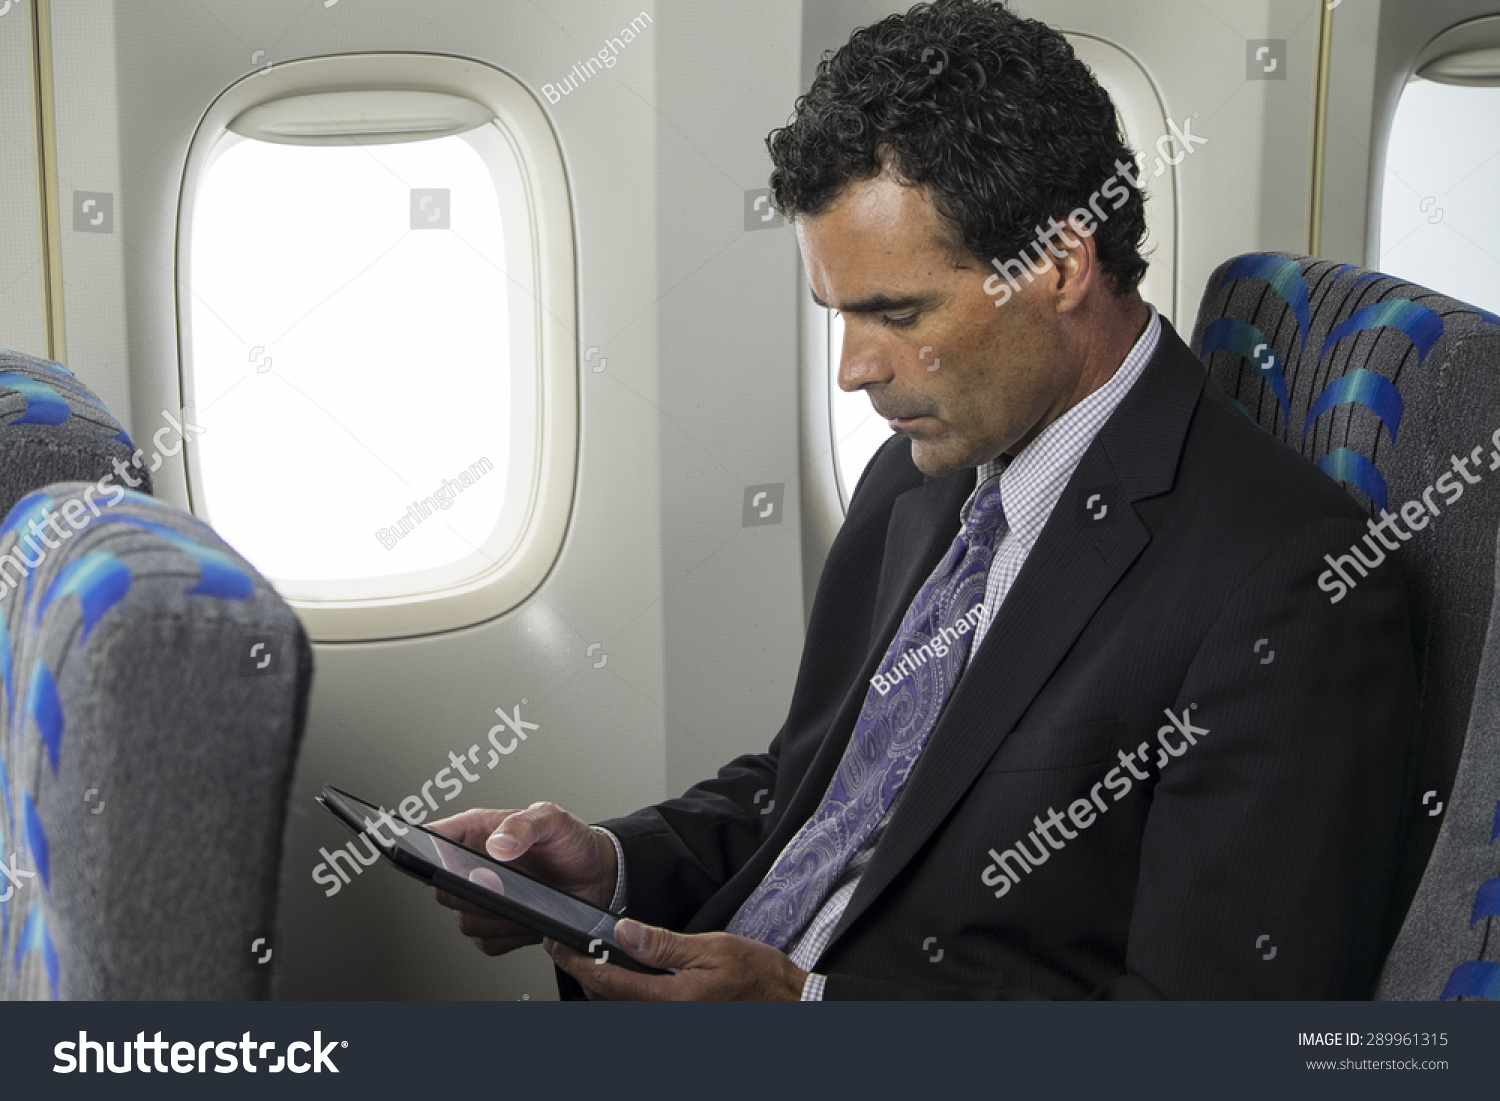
[316,783,665,975]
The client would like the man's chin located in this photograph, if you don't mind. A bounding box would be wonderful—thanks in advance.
[906,439,969,479]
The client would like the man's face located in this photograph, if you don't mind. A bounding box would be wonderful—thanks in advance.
[798,172,1085,477]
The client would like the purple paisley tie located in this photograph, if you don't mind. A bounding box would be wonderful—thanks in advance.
[726,473,1007,949]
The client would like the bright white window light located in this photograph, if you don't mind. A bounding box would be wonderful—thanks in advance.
[188,127,515,591]
[1380,77,1500,314]
[827,312,893,499]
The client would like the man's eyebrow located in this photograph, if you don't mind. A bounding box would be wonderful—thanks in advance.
[808,290,936,314]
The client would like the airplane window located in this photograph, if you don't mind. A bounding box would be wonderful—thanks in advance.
[188,129,511,586]
[1379,77,1500,314]
[824,35,1176,508]
[178,61,577,641]
[827,311,893,501]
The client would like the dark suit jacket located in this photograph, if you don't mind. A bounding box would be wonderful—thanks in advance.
[592,319,1420,999]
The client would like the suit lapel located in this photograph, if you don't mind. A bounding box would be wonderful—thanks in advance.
[821,321,1206,950]
[824,449,1149,944]
[869,476,972,647]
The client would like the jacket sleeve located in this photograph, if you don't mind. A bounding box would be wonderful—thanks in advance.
[592,737,783,932]
[821,514,1419,1000]
[590,436,917,934]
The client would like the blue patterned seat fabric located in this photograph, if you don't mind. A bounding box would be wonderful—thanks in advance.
[1192,252,1500,1000]
[0,347,152,522]
[0,485,310,999]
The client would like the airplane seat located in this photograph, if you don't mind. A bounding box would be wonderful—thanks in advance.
[1191,252,1500,1000]
[0,347,152,519]
[0,484,312,999]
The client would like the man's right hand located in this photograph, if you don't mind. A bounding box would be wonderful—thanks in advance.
[428,802,619,957]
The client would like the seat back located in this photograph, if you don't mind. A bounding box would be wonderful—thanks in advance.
[1383,525,1500,1000]
[1191,252,1500,999]
[0,348,151,518]
[0,485,311,998]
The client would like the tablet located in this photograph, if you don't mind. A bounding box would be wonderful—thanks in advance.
[317,784,667,974]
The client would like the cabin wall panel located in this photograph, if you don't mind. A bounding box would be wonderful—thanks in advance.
[0,3,51,364]
[42,0,804,999]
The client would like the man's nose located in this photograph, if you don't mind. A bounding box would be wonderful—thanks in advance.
[837,327,895,393]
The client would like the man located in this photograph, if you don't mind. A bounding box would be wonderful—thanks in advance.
[433,0,1418,1000]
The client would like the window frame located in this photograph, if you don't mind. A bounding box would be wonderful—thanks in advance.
[175,53,578,642]
[1372,15,1500,312]
[1364,13,1500,265]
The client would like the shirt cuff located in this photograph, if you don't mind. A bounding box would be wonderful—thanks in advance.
[591,826,628,914]
[800,972,827,1001]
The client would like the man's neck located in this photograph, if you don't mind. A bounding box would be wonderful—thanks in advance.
[1067,293,1154,407]
[1000,295,1154,460]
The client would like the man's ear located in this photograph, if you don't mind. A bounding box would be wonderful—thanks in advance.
[1051,214,1100,316]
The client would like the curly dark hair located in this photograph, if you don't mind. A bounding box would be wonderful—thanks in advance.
[767,0,1149,296]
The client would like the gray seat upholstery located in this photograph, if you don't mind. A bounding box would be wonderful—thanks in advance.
[1384,527,1500,1000]
[1191,252,1500,1000]
[0,483,311,998]
[0,347,151,519]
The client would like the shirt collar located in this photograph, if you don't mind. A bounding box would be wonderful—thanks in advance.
[973,304,1161,549]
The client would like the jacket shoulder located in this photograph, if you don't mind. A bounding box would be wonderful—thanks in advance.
[845,434,930,515]
[1181,384,1367,534]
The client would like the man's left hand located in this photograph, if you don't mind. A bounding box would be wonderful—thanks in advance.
[545,920,808,1000]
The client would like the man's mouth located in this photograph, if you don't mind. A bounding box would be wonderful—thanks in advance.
[879,410,936,431]
[870,393,940,432]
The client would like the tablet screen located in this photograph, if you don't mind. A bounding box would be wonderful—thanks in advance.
[402,817,618,941]
[327,787,618,943]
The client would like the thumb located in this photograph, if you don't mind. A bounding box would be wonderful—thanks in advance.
[614,920,697,969]
[486,805,545,859]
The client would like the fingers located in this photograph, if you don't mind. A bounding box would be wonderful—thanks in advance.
[542,923,695,1001]
[427,807,520,848]
[432,886,484,913]
[432,886,540,954]
[614,919,702,972]
[548,928,807,1000]
[483,801,576,862]
[465,925,540,956]
[433,885,509,920]
[428,801,613,956]
[544,939,671,1001]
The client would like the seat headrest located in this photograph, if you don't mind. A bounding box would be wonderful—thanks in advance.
[0,348,152,521]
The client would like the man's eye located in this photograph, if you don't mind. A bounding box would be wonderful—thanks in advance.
[883,313,918,328]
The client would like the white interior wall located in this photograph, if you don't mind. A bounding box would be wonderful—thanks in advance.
[41,0,804,1000]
